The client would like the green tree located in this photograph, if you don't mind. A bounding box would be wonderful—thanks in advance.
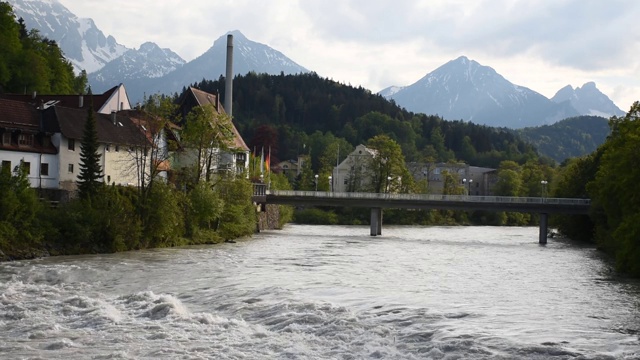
[0,2,21,88]
[77,95,103,199]
[181,105,235,184]
[366,135,412,193]
[552,155,597,242]
[588,101,640,275]
[217,175,256,240]
[186,181,224,240]
[0,162,45,254]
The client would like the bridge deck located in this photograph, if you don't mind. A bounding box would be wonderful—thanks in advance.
[259,190,590,214]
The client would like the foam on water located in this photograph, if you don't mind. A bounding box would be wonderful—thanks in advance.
[1,225,639,359]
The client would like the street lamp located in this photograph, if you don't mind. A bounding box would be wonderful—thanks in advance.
[314,174,319,191]
[328,175,333,192]
[387,176,392,193]
[541,180,548,200]
[463,178,473,196]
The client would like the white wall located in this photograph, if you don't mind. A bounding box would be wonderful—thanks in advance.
[98,84,132,114]
[0,151,59,189]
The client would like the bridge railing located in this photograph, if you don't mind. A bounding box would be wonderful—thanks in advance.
[267,190,591,206]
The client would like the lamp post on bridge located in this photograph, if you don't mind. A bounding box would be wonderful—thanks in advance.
[328,175,333,192]
[314,174,318,191]
[541,180,548,201]
[463,178,472,196]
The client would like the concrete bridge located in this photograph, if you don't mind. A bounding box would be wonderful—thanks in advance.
[252,184,591,244]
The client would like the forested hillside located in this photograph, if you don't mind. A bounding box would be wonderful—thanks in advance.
[190,72,545,169]
[0,2,86,95]
[516,116,610,163]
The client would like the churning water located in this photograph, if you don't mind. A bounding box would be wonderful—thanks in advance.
[1,225,639,359]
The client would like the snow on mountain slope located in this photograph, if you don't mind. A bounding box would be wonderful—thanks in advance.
[7,0,128,74]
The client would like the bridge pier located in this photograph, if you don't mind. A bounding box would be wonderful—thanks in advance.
[370,208,382,236]
[539,213,548,245]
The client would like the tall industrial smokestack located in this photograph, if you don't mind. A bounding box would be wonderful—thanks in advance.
[224,34,233,117]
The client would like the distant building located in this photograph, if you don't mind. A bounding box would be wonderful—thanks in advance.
[332,144,377,193]
[274,155,307,177]
[408,162,496,195]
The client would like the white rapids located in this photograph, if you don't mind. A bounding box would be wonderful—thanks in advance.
[1,225,639,359]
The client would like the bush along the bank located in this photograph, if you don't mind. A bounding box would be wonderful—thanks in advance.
[0,169,259,260]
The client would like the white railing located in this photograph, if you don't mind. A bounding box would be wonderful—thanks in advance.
[267,190,591,206]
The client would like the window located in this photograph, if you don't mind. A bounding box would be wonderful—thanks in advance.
[68,139,75,151]
[18,134,33,146]
[40,163,49,176]
[22,162,30,175]
[105,144,110,152]
[68,163,74,173]
[115,145,120,152]
[1,160,10,170]
[1,132,10,145]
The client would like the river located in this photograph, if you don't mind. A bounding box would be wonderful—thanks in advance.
[1,225,639,359]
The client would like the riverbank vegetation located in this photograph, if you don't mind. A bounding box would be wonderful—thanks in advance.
[0,162,271,261]
[553,102,640,277]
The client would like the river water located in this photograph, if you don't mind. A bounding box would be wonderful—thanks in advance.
[1,225,639,359]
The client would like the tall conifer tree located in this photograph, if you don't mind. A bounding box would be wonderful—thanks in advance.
[77,90,103,198]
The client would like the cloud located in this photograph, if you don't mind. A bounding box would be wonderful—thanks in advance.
[296,0,640,71]
[56,0,639,109]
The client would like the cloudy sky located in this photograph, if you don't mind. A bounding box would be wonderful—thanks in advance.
[58,0,639,111]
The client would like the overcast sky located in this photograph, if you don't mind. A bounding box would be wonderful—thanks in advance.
[58,0,639,111]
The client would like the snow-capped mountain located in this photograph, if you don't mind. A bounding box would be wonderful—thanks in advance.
[117,30,309,103]
[384,56,579,128]
[551,82,624,118]
[7,0,128,74]
[378,86,405,98]
[89,42,185,89]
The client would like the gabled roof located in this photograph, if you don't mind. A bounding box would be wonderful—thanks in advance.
[50,106,150,147]
[0,99,58,154]
[188,87,224,111]
[0,85,127,114]
[0,99,40,131]
[179,87,249,152]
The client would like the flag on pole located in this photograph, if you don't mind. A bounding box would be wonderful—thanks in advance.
[266,146,271,173]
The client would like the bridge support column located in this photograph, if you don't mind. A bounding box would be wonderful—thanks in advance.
[539,213,548,245]
[370,208,382,236]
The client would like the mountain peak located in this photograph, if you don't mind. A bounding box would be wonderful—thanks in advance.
[227,30,246,39]
[551,81,624,117]
[385,56,576,128]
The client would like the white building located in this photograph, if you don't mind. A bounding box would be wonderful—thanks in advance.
[332,144,376,193]
[0,85,160,192]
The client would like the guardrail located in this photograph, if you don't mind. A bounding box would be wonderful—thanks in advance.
[266,190,591,206]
